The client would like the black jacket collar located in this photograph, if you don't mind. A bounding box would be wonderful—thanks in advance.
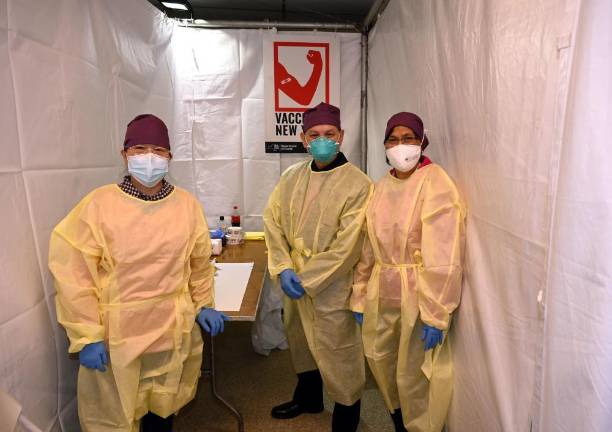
[310,152,348,172]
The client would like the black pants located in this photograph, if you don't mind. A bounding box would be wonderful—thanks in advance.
[332,399,361,432]
[390,408,408,432]
[294,369,360,432]
[141,412,174,432]
[293,369,324,409]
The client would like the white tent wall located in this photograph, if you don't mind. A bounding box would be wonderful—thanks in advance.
[0,1,174,430]
[169,27,363,231]
[367,0,586,431]
[540,0,612,431]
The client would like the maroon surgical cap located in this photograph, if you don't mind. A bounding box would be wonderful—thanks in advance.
[123,114,170,150]
[302,102,341,132]
[384,112,429,150]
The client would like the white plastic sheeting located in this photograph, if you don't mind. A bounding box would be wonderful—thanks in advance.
[0,1,174,430]
[169,27,363,230]
[368,0,611,431]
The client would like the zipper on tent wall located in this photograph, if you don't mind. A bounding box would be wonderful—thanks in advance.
[532,0,583,430]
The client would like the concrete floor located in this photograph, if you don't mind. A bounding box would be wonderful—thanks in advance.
[174,322,394,432]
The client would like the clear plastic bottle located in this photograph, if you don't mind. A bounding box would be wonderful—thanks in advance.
[218,215,228,233]
[231,205,241,227]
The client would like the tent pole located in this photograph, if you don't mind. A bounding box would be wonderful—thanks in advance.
[363,0,391,32]
[360,32,368,172]
[360,0,391,173]
[179,20,359,32]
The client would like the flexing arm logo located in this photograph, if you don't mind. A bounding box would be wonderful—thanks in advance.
[274,42,330,112]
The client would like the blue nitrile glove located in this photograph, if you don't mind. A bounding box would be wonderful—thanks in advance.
[79,341,108,371]
[210,228,224,239]
[421,324,444,351]
[279,269,305,299]
[353,312,364,325]
[197,308,231,337]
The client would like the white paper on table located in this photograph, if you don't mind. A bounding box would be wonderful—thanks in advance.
[214,262,254,311]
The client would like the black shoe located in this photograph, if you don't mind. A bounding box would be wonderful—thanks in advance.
[271,400,324,419]
[271,369,324,419]
[332,399,361,432]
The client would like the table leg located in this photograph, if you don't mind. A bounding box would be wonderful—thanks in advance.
[203,334,245,432]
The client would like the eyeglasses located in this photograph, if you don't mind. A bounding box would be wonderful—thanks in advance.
[384,136,421,146]
[126,145,171,157]
[305,133,340,143]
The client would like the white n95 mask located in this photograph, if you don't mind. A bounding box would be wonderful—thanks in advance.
[127,153,169,187]
[386,145,421,173]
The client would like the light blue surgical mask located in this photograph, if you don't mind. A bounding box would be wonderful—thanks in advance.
[308,137,339,163]
[127,153,169,187]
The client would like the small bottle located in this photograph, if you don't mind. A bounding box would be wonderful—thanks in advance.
[218,216,228,246]
[231,205,241,227]
[218,216,228,233]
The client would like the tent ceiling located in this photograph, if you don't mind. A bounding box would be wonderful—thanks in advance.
[148,0,378,26]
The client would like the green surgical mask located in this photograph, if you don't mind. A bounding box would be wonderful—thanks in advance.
[308,137,338,163]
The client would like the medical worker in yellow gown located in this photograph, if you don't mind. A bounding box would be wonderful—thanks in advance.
[49,114,229,432]
[351,112,465,432]
[264,103,372,432]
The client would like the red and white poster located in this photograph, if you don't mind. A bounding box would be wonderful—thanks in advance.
[264,35,340,153]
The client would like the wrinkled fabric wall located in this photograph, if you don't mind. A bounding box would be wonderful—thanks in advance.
[540,0,612,431]
[367,1,612,431]
[169,27,363,230]
[0,1,174,430]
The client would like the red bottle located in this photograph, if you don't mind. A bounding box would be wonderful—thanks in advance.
[231,205,241,227]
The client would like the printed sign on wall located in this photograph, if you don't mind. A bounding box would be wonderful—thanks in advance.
[264,35,340,153]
